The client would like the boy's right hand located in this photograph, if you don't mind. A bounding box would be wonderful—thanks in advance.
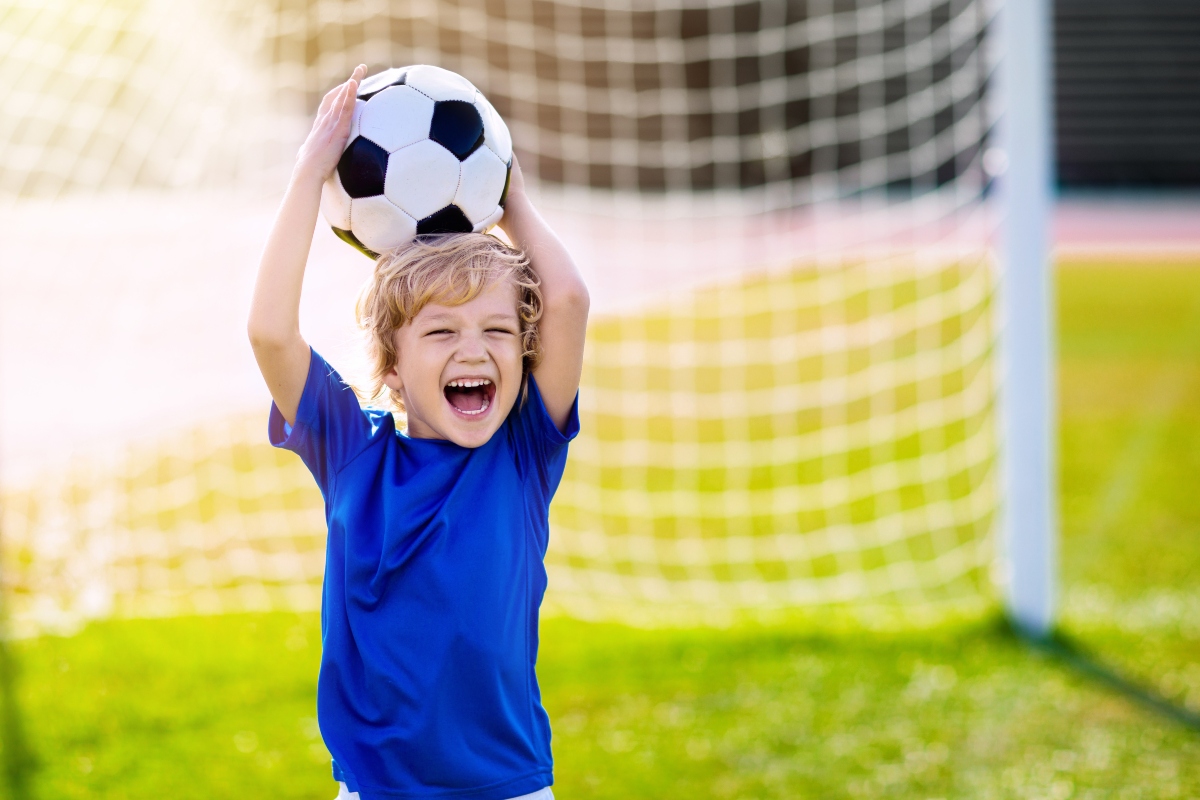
[294,65,367,184]
[250,64,367,425]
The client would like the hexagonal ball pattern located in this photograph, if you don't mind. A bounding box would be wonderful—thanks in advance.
[454,147,508,224]
[359,86,435,153]
[473,206,505,234]
[351,195,418,254]
[404,64,476,103]
[476,93,513,163]
[338,136,389,198]
[357,66,407,100]
[384,140,462,221]
[430,100,485,160]
[416,205,474,236]
[321,171,353,229]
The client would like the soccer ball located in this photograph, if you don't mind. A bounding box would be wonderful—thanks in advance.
[320,65,514,259]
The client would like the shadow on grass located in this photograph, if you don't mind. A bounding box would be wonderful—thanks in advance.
[0,631,35,799]
[1021,624,1200,734]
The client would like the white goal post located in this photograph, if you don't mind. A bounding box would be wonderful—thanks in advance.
[997,0,1056,636]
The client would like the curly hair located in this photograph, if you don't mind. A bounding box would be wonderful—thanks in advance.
[355,233,543,413]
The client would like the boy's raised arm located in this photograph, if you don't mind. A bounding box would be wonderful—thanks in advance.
[497,159,590,432]
[248,65,366,425]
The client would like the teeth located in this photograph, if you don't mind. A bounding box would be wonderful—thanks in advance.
[447,378,492,388]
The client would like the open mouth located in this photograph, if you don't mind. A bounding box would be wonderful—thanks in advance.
[443,378,496,418]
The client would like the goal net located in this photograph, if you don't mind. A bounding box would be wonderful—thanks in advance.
[0,0,998,634]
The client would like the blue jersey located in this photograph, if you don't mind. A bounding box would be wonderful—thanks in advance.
[269,349,578,800]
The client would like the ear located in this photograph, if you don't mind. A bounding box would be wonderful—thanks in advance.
[382,361,402,393]
[381,357,405,393]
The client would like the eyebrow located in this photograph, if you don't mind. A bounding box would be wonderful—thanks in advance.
[418,311,518,323]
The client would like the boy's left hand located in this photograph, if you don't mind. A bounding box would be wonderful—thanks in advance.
[497,156,590,433]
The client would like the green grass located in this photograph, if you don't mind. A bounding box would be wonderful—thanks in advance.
[11,613,1200,799]
[6,260,1200,798]
[1057,260,1200,719]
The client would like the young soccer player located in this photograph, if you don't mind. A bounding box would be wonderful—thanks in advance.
[248,65,589,800]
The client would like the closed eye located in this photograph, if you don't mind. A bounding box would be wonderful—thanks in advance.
[486,327,516,335]
[424,328,453,337]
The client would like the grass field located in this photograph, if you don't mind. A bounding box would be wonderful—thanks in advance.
[4,260,1200,799]
[1056,260,1200,732]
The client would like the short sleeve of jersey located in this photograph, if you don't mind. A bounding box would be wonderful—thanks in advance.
[507,375,580,497]
[268,348,380,494]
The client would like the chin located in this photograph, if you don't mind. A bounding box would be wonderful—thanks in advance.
[445,424,501,448]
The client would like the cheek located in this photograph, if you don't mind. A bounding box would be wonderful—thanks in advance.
[399,346,444,398]
[500,338,525,375]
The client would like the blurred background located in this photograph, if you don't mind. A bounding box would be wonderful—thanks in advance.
[0,0,1197,797]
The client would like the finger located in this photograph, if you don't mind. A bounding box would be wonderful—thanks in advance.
[339,79,357,122]
[320,84,351,139]
[317,82,342,117]
[318,85,349,120]
[330,80,353,114]
[343,68,365,111]
[314,86,343,132]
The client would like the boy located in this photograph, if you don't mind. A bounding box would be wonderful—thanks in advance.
[248,65,589,800]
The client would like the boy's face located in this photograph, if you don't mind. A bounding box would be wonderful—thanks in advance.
[385,278,524,448]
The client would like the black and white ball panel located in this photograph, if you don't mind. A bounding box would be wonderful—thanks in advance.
[322,65,513,257]
[357,66,407,101]
[337,137,389,198]
[429,101,485,161]
[403,65,477,104]
[359,86,434,153]
[476,207,505,233]
[476,94,513,165]
[321,171,352,230]
[349,99,365,140]
[416,205,474,236]
[352,195,418,253]
[455,147,509,223]
[383,140,461,221]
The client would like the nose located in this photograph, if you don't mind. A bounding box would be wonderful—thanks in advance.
[454,331,488,363]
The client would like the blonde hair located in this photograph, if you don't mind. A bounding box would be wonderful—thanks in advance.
[355,233,543,413]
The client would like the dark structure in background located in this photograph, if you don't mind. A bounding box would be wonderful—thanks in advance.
[262,0,1200,196]
[1056,0,1200,187]
[259,0,992,197]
